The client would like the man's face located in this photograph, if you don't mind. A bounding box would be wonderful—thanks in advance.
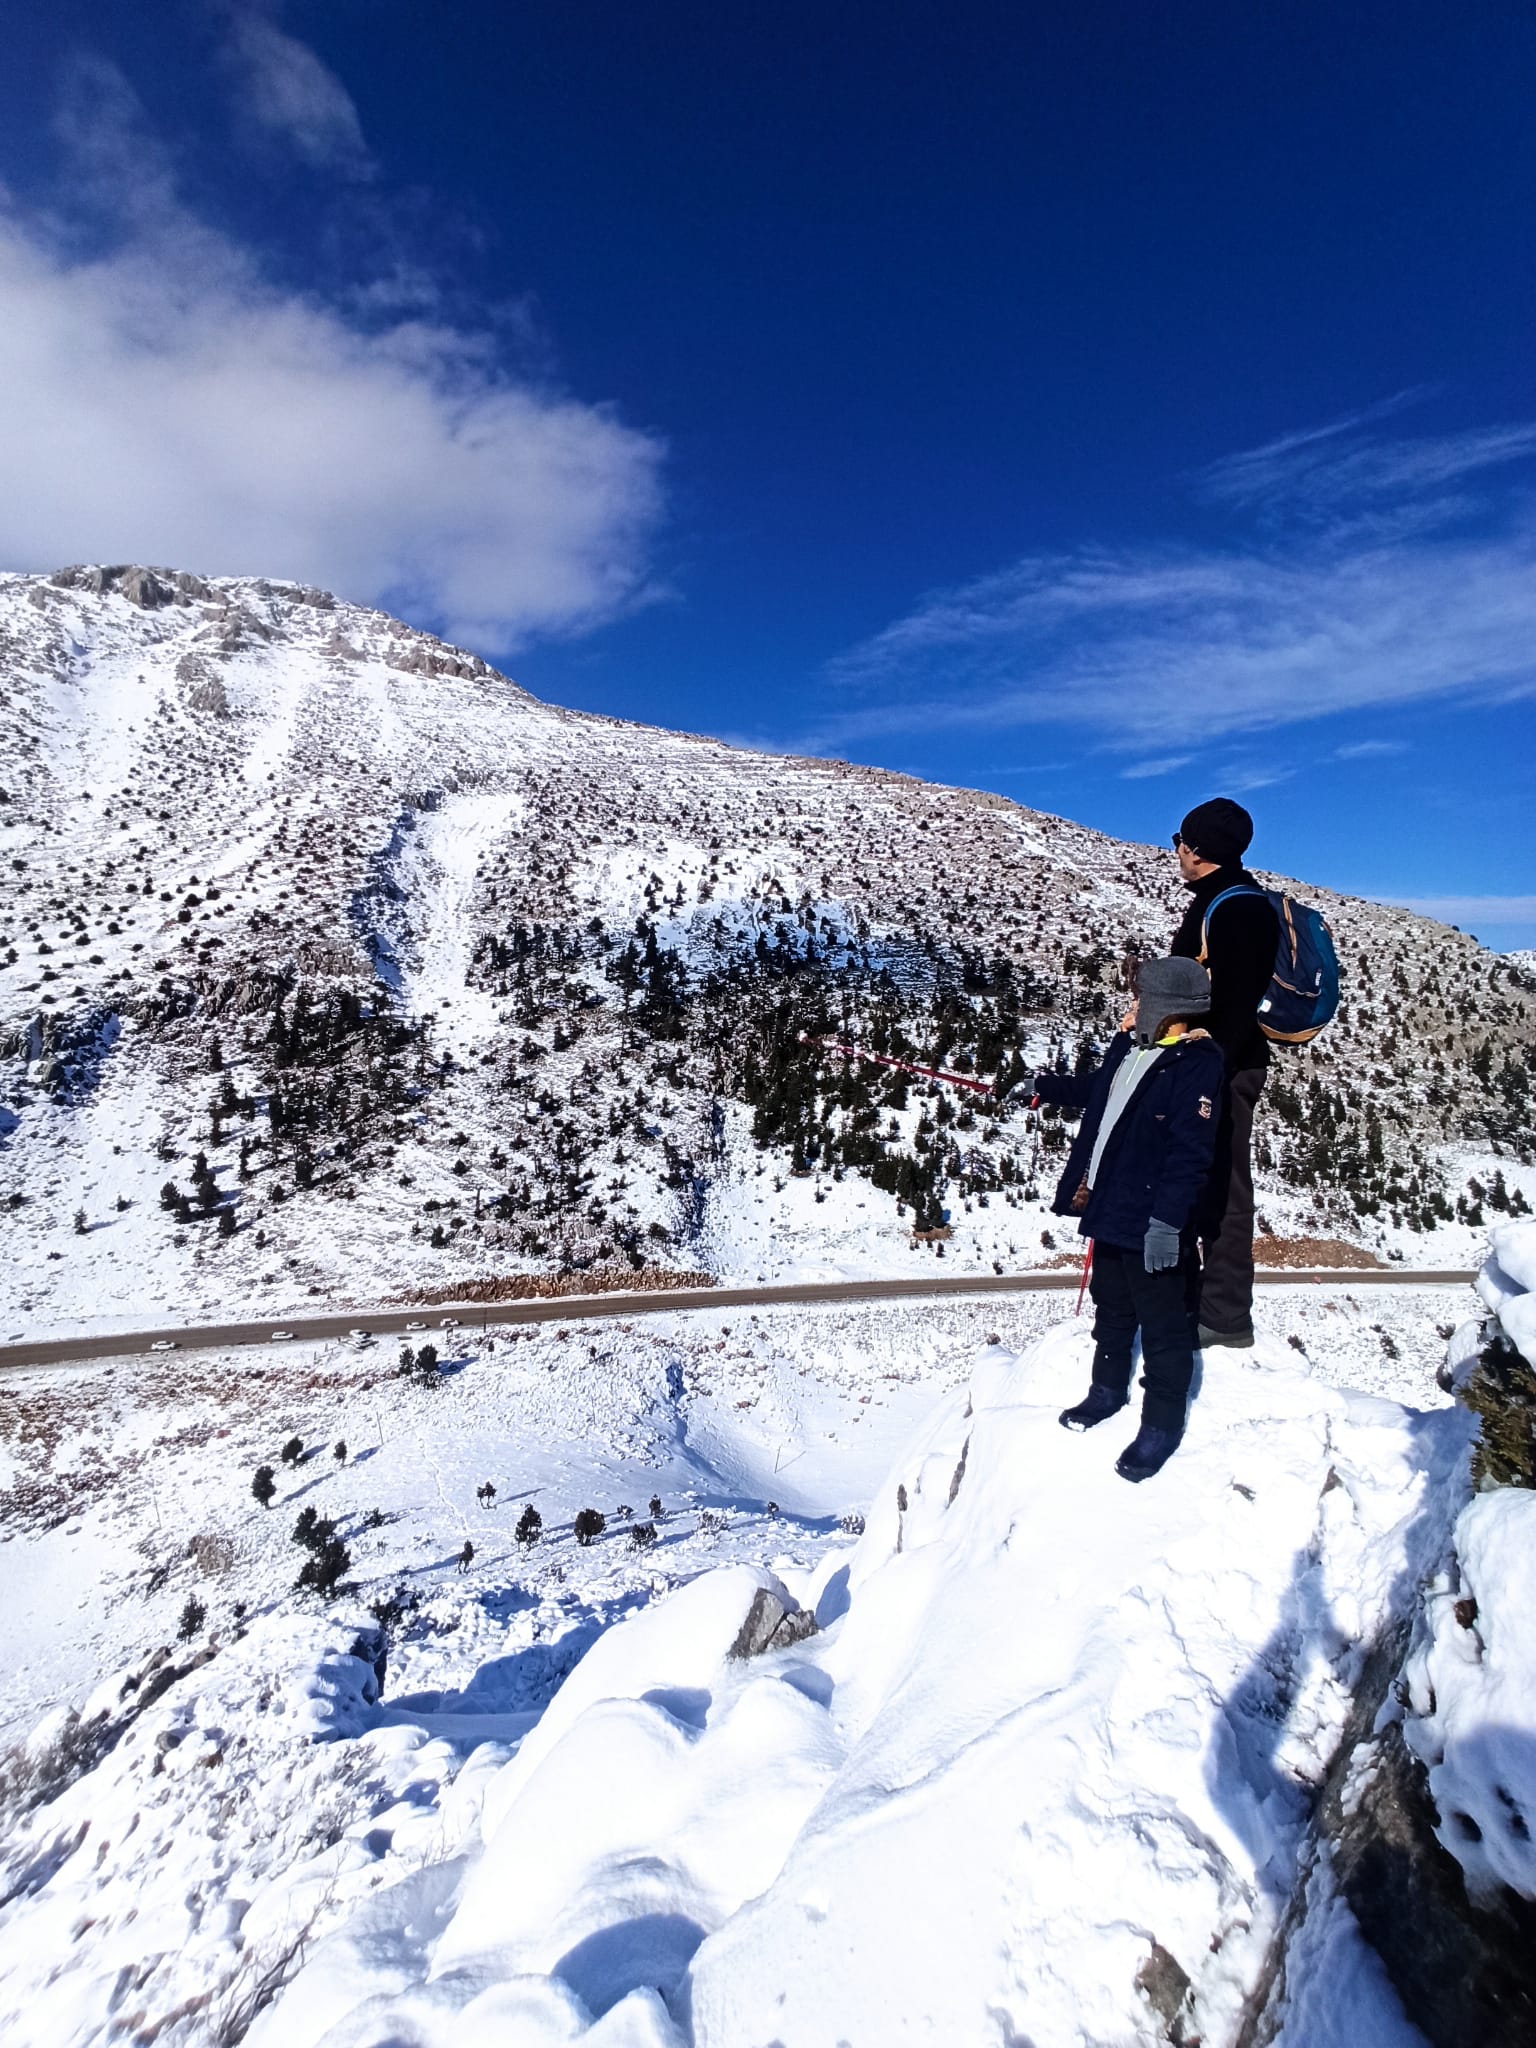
[1174,837,1209,883]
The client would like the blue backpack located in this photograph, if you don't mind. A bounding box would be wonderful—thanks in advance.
[1201,886,1341,1045]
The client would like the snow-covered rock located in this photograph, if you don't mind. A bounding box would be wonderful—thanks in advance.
[1401,1490,1536,1901]
[1399,1226,1536,1904]
[247,1324,1469,2047]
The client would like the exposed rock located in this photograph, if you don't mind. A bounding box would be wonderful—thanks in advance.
[383,631,493,683]
[46,564,211,607]
[728,1585,817,1660]
[1327,1723,1536,2048]
[115,567,169,609]
[1135,1940,1195,2041]
[174,653,231,716]
[947,1431,970,1504]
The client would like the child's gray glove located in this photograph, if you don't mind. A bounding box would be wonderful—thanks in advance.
[1144,1219,1181,1272]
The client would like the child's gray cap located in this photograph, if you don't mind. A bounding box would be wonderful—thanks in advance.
[1136,956,1212,1018]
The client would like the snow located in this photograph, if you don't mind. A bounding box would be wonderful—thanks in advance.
[1401,1490,1536,1901]
[1,1312,1471,2048]
[2,567,1531,1345]
[2,568,1531,2043]
[1395,1224,1536,1905]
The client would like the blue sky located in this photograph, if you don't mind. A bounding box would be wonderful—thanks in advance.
[3,4,1534,944]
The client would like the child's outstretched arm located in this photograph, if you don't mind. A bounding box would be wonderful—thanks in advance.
[1032,1030,1129,1115]
[1149,1044,1225,1230]
[1030,1067,1095,1112]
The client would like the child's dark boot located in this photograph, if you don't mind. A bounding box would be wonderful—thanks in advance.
[1115,1421,1183,1482]
[1059,1384,1129,1432]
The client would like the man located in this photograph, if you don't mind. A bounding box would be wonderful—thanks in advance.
[1168,797,1279,1347]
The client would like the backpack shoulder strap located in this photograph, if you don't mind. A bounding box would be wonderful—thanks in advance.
[1197,885,1268,965]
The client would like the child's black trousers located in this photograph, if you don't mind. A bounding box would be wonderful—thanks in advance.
[1087,1240,1198,1433]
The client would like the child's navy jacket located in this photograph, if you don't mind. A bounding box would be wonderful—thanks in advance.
[1033,1030,1226,1250]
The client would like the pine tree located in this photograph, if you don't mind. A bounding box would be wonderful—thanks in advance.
[252,1464,276,1509]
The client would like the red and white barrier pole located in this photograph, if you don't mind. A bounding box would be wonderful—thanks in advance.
[796,1031,996,1096]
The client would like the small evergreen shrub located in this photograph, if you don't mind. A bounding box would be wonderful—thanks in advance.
[251,1464,276,1509]
[296,1534,351,1599]
[515,1505,543,1546]
[574,1507,606,1547]
[177,1595,206,1641]
[280,1436,304,1466]
[630,1520,658,1549]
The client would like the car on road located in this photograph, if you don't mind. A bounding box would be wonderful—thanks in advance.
[149,1339,177,1351]
[270,1329,293,1341]
[405,1320,426,1332]
[439,1316,461,1329]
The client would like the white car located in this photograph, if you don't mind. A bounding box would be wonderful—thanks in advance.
[439,1316,461,1330]
[405,1320,426,1332]
[270,1329,293,1342]
[149,1339,177,1351]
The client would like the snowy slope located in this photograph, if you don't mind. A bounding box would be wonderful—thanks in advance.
[2,564,1533,1341]
[0,1320,1470,2048]
[0,1278,1485,2047]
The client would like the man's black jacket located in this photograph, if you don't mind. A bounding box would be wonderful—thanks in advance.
[1034,1031,1226,1251]
[1169,864,1279,1074]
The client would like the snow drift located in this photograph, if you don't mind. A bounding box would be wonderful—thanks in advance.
[238,1322,1470,2048]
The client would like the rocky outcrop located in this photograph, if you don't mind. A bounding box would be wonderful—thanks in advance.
[49,565,214,607]
[1327,1723,1536,2048]
[1255,1229,1536,2046]
[727,1585,817,1660]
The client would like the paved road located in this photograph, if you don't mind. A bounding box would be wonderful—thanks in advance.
[0,1267,1477,1374]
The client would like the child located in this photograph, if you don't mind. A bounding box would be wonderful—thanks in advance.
[1032,957,1224,1481]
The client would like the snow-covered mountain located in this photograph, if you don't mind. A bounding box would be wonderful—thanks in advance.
[2,563,1533,1335]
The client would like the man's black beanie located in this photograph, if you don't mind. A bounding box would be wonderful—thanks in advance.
[1178,797,1253,867]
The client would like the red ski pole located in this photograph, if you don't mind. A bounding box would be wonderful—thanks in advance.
[1075,1241,1094,1317]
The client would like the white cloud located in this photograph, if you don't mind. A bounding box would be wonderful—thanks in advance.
[1195,406,1536,524]
[218,4,372,175]
[1119,755,1193,779]
[0,66,666,653]
[819,418,1536,753]
[1333,739,1409,760]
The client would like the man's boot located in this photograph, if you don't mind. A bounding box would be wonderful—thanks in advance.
[1197,1322,1255,1349]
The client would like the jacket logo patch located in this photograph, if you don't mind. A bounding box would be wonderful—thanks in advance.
[1197,1095,1213,1120]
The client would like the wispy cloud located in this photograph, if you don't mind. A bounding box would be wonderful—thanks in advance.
[819,410,1536,754]
[1120,755,1193,779]
[1194,403,1536,528]
[1333,739,1409,760]
[216,3,372,177]
[0,60,665,653]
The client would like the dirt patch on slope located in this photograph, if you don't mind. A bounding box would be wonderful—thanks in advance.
[1253,1236,1383,1270]
[396,1266,715,1306]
